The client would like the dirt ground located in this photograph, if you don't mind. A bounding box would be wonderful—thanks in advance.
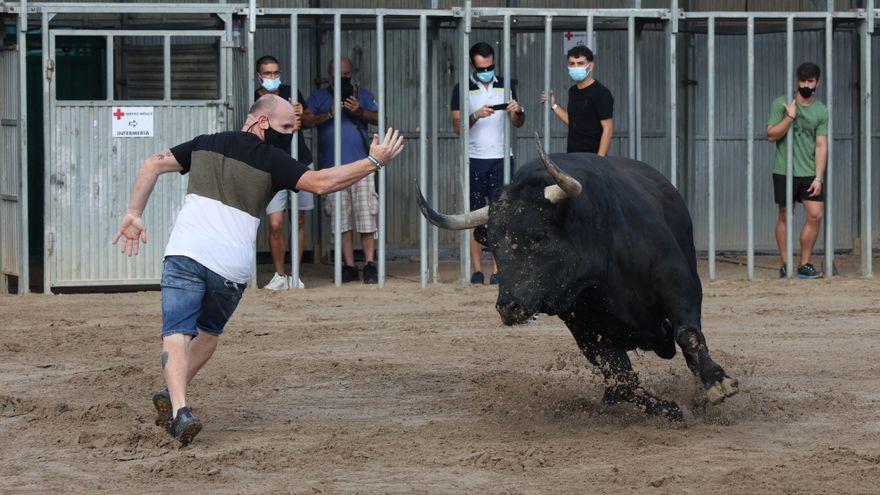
[2,256,879,494]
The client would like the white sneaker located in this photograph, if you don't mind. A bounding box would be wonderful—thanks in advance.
[263,272,290,290]
[289,276,305,289]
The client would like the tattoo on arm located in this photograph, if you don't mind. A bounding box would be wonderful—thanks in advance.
[161,351,169,369]
[153,151,172,161]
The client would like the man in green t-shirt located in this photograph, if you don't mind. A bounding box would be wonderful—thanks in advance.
[766,62,828,279]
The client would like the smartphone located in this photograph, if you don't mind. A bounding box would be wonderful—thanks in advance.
[490,103,509,111]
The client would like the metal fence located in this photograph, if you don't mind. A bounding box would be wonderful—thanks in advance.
[0,1,876,293]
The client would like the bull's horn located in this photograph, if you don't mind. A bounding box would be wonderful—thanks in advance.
[534,132,582,203]
[415,182,488,230]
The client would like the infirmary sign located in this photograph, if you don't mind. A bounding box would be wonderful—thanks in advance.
[111,107,154,138]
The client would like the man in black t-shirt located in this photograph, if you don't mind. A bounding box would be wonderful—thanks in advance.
[254,55,316,290]
[112,94,405,445]
[540,45,614,155]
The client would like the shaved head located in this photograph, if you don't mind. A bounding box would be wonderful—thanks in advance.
[247,94,294,122]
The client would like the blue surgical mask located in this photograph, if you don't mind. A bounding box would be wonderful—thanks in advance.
[261,77,281,92]
[568,67,589,82]
[476,70,495,83]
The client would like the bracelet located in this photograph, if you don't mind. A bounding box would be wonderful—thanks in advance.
[367,155,383,171]
[551,103,558,111]
[784,114,795,120]
[813,177,824,184]
[470,112,480,122]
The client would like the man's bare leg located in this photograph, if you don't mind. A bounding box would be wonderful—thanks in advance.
[799,200,824,265]
[267,210,287,276]
[775,205,789,265]
[470,229,483,275]
[185,333,219,383]
[361,232,376,263]
[341,230,355,267]
[162,334,191,417]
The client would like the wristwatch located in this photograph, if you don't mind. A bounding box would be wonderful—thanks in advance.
[551,103,558,111]
[367,155,383,172]
[813,177,824,184]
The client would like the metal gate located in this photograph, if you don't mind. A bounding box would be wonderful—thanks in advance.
[0,12,26,294]
[43,22,231,289]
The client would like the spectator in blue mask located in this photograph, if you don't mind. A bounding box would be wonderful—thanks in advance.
[254,55,316,291]
[450,42,525,286]
[540,45,614,156]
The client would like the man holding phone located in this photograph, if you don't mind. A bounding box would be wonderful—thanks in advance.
[450,42,525,285]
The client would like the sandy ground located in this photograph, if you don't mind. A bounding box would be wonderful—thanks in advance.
[2,256,879,494]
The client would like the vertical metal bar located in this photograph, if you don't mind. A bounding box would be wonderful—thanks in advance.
[459,4,471,284]
[219,19,227,109]
[860,14,873,276]
[429,22,439,283]
[586,15,594,51]
[290,13,301,288]
[42,13,51,294]
[785,16,794,279]
[668,1,677,187]
[747,17,755,280]
[106,35,113,100]
[825,12,834,277]
[634,17,642,160]
[707,16,716,280]
[627,16,636,158]
[333,14,342,287]
[247,7,256,287]
[502,14,511,184]
[18,7,29,294]
[163,35,171,101]
[419,15,428,288]
[543,15,552,151]
[377,14,387,287]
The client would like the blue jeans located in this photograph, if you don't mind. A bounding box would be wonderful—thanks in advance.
[160,255,246,338]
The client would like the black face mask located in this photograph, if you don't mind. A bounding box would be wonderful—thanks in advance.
[797,86,815,98]
[264,124,293,153]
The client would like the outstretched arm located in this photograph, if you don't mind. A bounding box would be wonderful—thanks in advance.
[295,128,405,195]
[113,150,183,256]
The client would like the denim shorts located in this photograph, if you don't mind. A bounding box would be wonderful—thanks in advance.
[160,255,247,338]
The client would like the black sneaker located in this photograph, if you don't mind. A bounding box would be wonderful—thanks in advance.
[152,387,172,427]
[489,273,499,285]
[779,264,787,279]
[797,262,821,279]
[341,264,360,283]
[362,262,378,284]
[470,271,484,285]
[167,407,202,446]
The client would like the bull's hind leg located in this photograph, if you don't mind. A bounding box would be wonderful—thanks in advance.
[672,322,739,404]
[569,328,683,421]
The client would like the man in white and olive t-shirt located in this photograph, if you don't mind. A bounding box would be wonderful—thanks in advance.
[113,94,404,444]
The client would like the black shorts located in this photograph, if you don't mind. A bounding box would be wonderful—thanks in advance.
[772,174,825,205]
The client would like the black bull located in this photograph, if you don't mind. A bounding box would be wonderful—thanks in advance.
[416,138,739,420]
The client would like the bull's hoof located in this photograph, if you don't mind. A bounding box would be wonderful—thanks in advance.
[705,377,739,405]
[644,399,684,422]
[601,387,626,407]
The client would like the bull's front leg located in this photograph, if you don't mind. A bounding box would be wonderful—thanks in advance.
[671,320,739,405]
[567,326,684,421]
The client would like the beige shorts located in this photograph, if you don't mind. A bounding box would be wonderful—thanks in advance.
[324,173,378,234]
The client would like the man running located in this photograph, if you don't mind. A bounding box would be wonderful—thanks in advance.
[113,94,404,444]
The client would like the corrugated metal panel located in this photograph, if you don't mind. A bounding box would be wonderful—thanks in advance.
[0,44,22,282]
[47,105,221,285]
[689,29,858,253]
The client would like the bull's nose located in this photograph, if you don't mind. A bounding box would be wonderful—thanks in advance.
[496,300,528,325]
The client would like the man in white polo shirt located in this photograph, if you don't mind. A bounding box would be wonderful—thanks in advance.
[450,42,525,285]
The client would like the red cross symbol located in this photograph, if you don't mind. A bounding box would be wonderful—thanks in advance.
[113,108,125,120]
[564,32,574,41]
